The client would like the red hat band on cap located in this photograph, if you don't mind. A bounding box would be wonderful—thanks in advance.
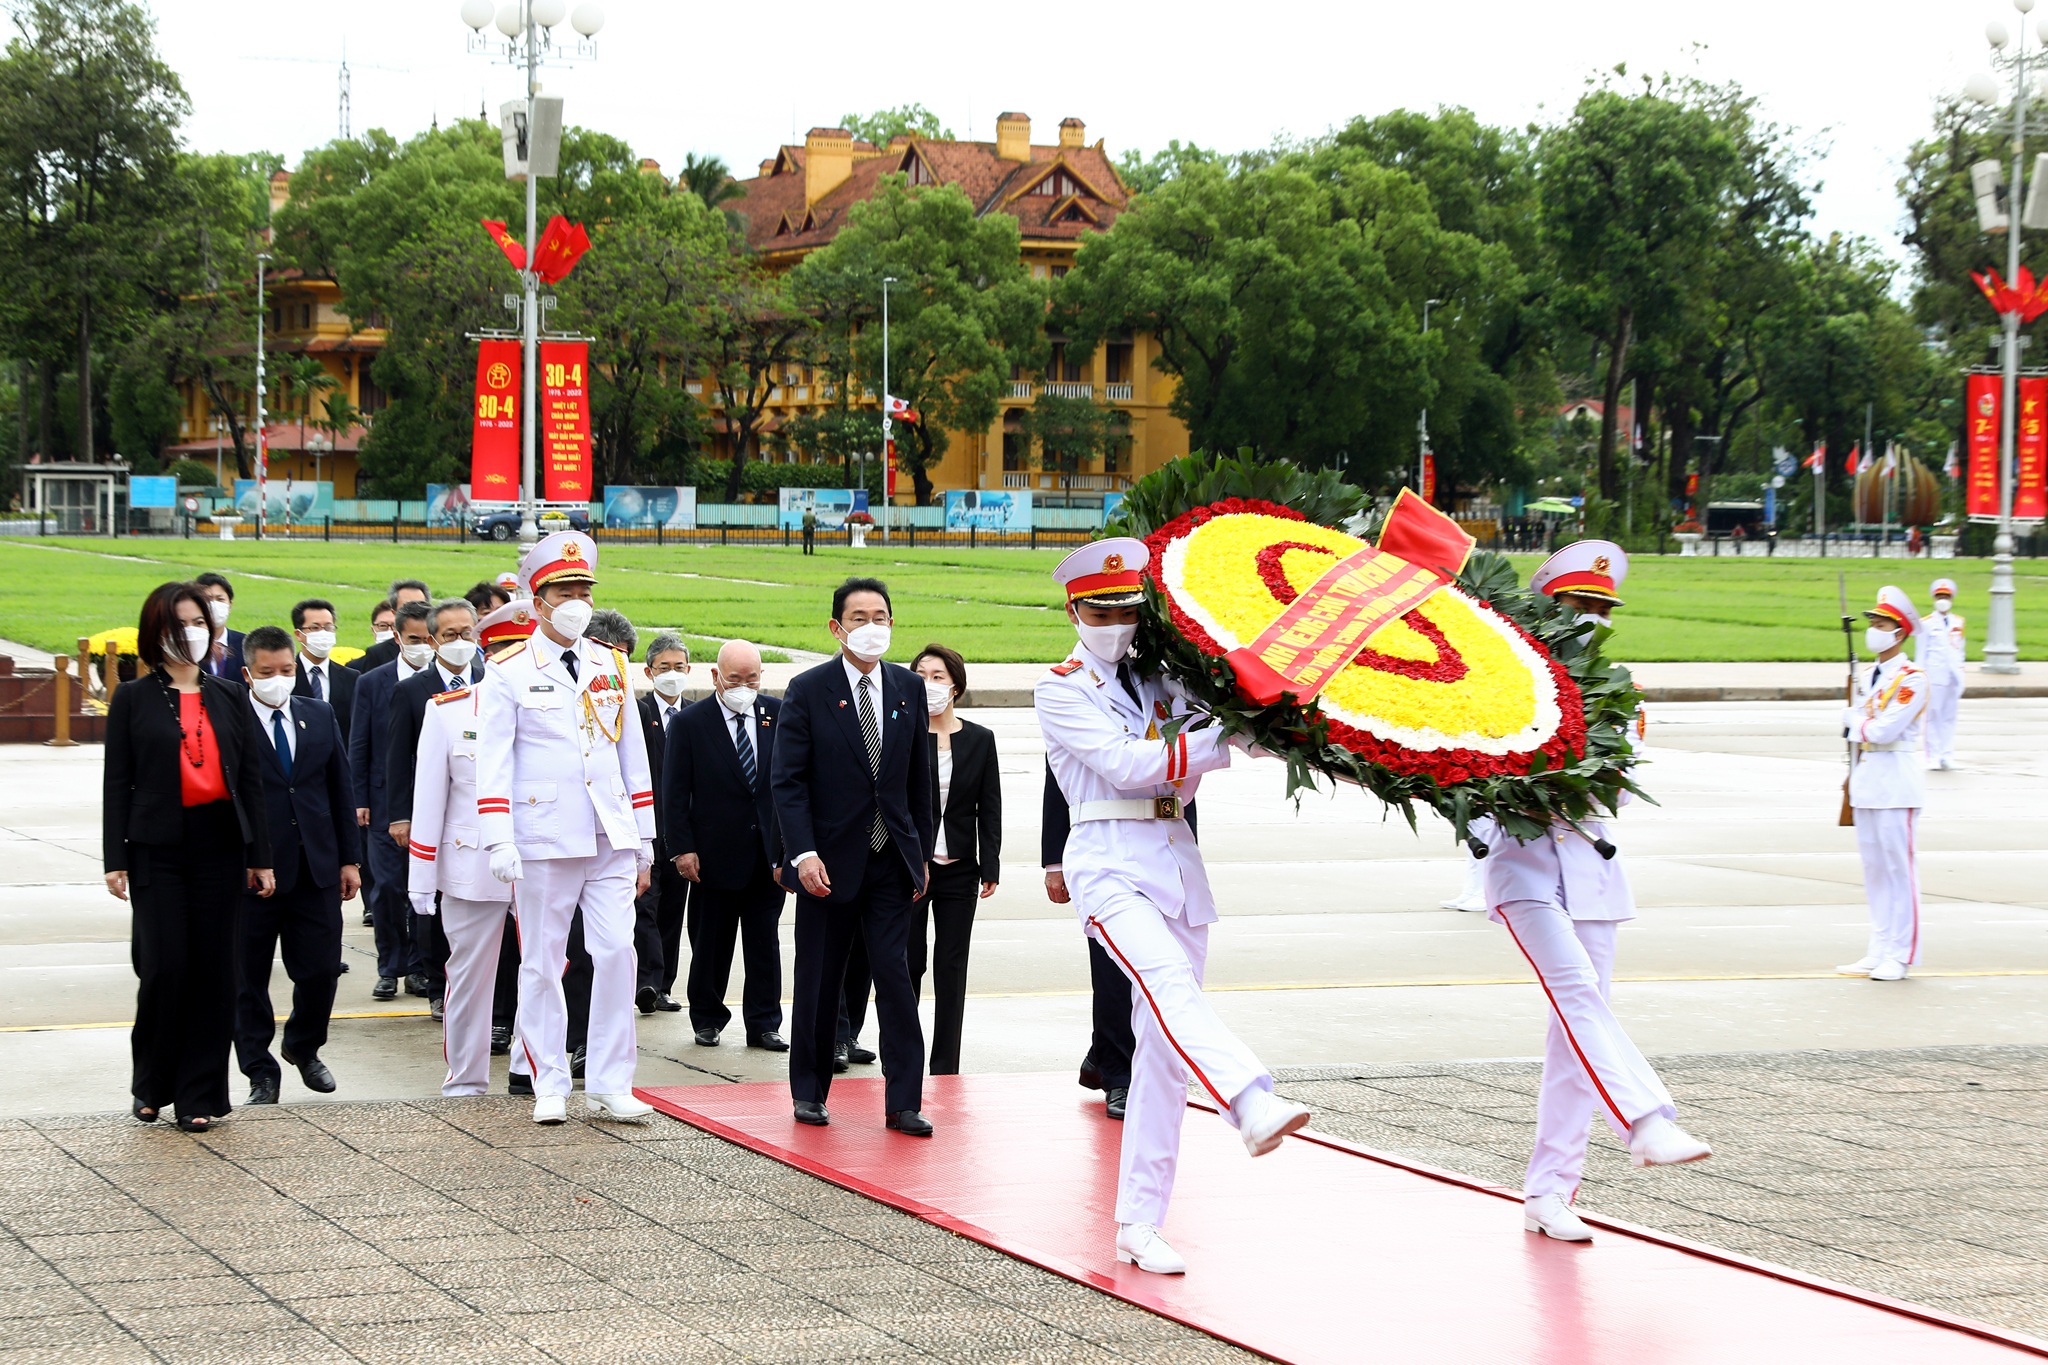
[1067,568,1143,601]
[1545,570,1620,599]
[1870,604,1913,636]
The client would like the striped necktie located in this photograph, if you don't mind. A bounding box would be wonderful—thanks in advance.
[857,673,885,850]
[733,710,758,790]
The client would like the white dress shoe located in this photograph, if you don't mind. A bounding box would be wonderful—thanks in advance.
[1869,960,1909,982]
[587,1092,654,1121]
[1628,1114,1712,1168]
[1835,956,1878,975]
[1115,1223,1187,1274]
[532,1095,567,1125]
[1523,1193,1593,1242]
[1236,1089,1311,1157]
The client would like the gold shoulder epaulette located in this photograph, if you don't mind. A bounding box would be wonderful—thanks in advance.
[433,687,471,705]
[497,641,529,661]
[1050,660,1084,676]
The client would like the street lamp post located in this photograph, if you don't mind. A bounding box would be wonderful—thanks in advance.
[882,275,895,540]
[1967,0,2041,673]
[1418,298,1441,501]
[255,251,271,540]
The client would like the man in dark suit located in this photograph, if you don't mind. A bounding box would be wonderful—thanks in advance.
[665,639,786,1050]
[290,598,355,739]
[233,626,361,1103]
[637,632,694,1015]
[193,572,245,680]
[382,599,486,1016]
[348,599,435,1000]
[347,578,430,674]
[770,577,934,1135]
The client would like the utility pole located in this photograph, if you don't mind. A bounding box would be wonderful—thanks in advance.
[1418,298,1441,501]
[882,275,895,540]
[256,252,270,541]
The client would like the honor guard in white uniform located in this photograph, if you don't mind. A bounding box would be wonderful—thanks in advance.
[1918,577,1965,769]
[1034,537,1310,1277]
[407,602,534,1097]
[1489,541,1711,1244]
[1838,586,1928,982]
[476,533,658,1124]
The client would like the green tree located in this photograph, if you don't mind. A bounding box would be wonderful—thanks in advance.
[1021,393,1124,483]
[776,408,884,480]
[840,104,953,145]
[1114,141,1216,195]
[0,0,188,461]
[679,152,744,210]
[704,266,816,503]
[792,177,1046,505]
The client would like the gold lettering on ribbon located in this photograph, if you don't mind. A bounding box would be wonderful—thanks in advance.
[1246,546,1448,702]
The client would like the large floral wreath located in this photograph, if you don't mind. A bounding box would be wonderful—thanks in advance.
[1111,452,1644,844]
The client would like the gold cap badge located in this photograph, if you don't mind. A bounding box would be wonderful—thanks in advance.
[561,540,585,562]
[1103,553,1125,572]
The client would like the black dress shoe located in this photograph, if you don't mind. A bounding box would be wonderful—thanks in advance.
[282,1050,336,1094]
[847,1044,878,1065]
[693,1028,720,1047]
[490,1024,511,1055]
[886,1110,934,1137]
[361,909,374,927]
[337,961,350,974]
[1079,1061,1104,1092]
[793,1100,829,1126]
[654,993,683,1012]
[247,1076,280,1105]
[748,1031,789,1052]
[404,974,432,998]
[833,1043,851,1074]
[430,997,445,1023]
[569,1046,586,1079]
[1105,1087,1129,1120]
[637,985,658,1015]
[372,976,397,1001]
[508,1072,533,1096]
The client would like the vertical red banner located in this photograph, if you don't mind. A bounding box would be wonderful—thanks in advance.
[1421,452,1437,505]
[2019,375,2048,520]
[471,340,521,499]
[1966,372,2002,518]
[539,341,592,503]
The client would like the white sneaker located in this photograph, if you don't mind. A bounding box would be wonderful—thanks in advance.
[1115,1223,1187,1274]
[1835,956,1878,975]
[1869,960,1909,982]
[1236,1089,1311,1157]
[1523,1194,1593,1242]
[533,1095,567,1125]
[1627,1114,1712,1168]
[586,1092,654,1121]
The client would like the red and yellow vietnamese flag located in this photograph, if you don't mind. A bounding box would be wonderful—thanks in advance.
[472,339,521,497]
[539,340,592,502]
[531,216,592,284]
[481,219,526,270]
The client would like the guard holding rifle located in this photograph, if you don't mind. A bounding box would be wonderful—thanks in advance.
[1837,586,1928,983]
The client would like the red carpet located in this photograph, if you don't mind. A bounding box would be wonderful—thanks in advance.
[640,1073,2047,1363]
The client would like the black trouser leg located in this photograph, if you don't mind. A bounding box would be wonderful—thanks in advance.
[859,850,925,1114]
[632,876,664,995]
[492,911,520,1029]
[924,861,978,1075]
[739,877,787,1037]
[1088,935,1135,1090]
[412,904,450,997]
[837,932,872,1047]
[130,804,241,1119]
[232,888,283,1084]
[789,892,860,1106]
[563,907,592,1053]
[366,828,408,979]
[657,863,688,995]
[685,887,742,1034]
[277,869,342,1063]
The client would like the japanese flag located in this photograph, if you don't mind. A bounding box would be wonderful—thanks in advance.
[1943,441,1960,479]
[884,394,920,424]
[1803,444,1824,471]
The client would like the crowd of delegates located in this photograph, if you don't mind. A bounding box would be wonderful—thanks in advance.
[100,551,1020,1133]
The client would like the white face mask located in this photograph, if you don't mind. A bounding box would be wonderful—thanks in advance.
[165,625,212,665]
[1076,620,1138,662]
[650,671,688,700]
[924,679,954,715]
[400,641,435,670]
[1575,612,1611,629]
[544,597,592,640]
[248,674,294,708]
[437,639,478,671]
[372,628,395,645]
[719,684,758,715]
[1935,599,1952,615]
[1865,626,1900,654]
[841,623,891,662]
[301,629,336,659]
[205,598,231,628]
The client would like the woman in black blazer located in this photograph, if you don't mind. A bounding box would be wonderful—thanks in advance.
[909,644,1001,1075]
[104,582,275,1131]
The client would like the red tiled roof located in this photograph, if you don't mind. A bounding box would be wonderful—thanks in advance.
[729,135,1130,256]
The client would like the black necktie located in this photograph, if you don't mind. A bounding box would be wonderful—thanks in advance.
[561,649,577,682]
[271,709,293,778]
[1116,660,1144,712]
[734,711,758,790]
[307,665,322,700]
[1871,666,1880,689]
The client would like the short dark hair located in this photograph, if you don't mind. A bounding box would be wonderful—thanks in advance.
[832,576,892,621]
[390,578,430,600]
[395,599,434,632]
[291,597,335,629]
[194,571,234,600]
[912,643,967,700]
[136,582,215,670]
[243,624,294,661]
[464,581,508,612]
[370,598,396,624]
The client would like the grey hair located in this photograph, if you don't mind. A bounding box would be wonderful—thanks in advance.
[586,608,636,655]
[432,597,477,631]
[645,631,689,664]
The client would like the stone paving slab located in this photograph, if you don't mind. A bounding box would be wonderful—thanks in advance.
[1274,1043,2048,1343]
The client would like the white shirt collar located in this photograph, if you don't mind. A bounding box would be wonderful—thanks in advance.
[396,655,424,679]
[250,692,294,725]
[842,652,882,693]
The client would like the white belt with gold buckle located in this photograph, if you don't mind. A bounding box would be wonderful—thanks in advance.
[1072,797,1185,823]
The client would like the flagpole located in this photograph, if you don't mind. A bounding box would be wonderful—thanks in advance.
[881,275,894,541]
[1987,10,2029,669]
[517,0,540,547]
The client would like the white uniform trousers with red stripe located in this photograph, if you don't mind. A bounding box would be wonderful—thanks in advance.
[441,895,511,1097]
[1924,683,1960,766]
[1498,899,1675,1201]
[1853,806,1922,966]
[1087,893,1272,1229]
[514,838,639,1099]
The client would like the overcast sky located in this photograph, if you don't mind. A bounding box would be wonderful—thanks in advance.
[145,0,2007,274]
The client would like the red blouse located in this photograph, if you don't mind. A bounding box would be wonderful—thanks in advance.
[177,690,228,806]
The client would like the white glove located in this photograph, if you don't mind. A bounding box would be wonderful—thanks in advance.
[637,839,655,871]
[489,844,524,883]
[408,891,437,917]
[1839,707,1860,733]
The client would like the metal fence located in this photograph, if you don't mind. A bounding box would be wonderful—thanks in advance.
[136,514,1105,552]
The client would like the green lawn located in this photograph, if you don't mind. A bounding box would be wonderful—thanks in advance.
[4,537,2046,663]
